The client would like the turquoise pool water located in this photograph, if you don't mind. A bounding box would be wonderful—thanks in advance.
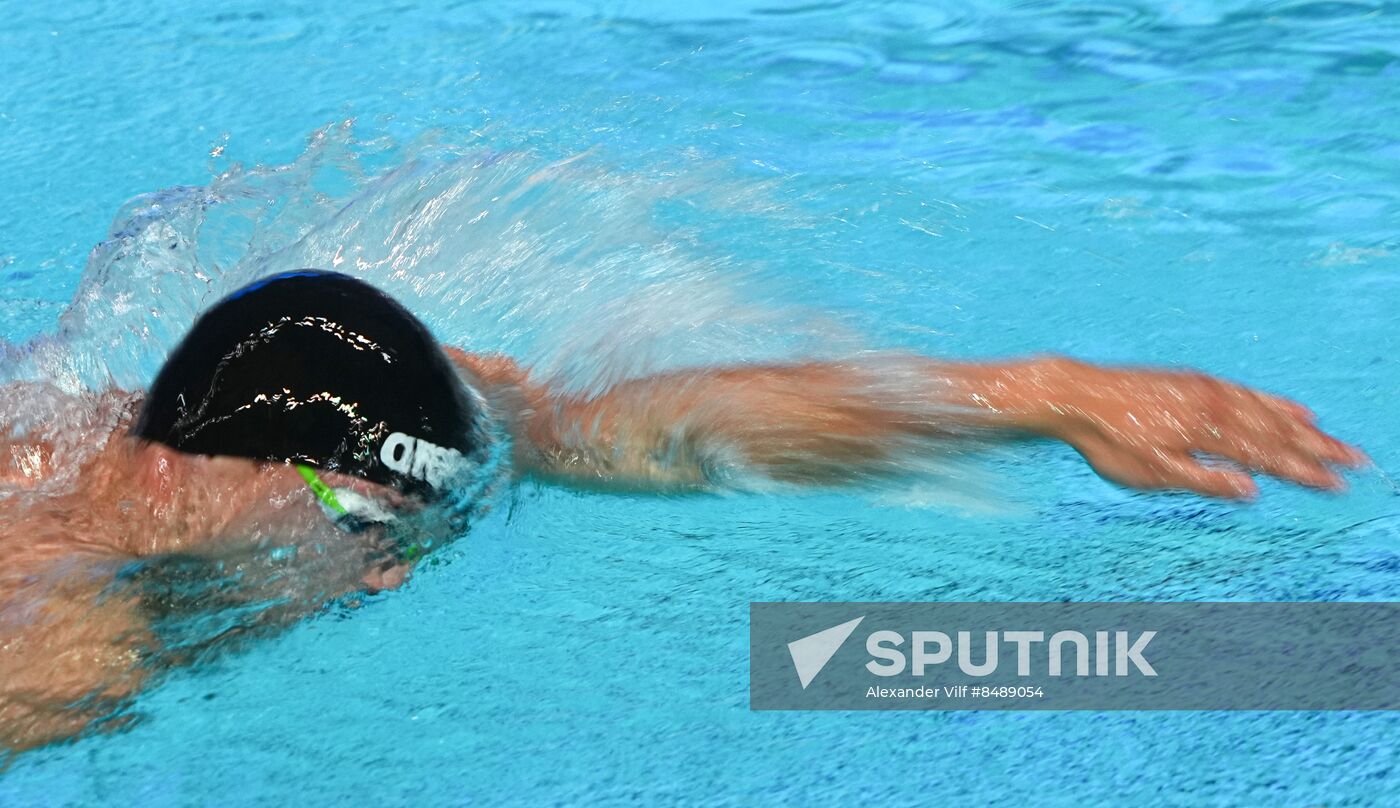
[2,0,1399,804]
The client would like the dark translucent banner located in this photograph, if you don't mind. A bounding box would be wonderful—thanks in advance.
[750,602,1400,710]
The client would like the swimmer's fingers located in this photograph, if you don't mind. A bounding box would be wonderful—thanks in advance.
[1270,397,1315,422]
[1199,399,1366,490]
[1074,436,1257,500]
[1280,415,1369,468]
[1206,435,1343,492]
[1153,453,1259,500]
[1073,425,1314,499]
[1241,387,1317,423]
[1230,386,1367,466]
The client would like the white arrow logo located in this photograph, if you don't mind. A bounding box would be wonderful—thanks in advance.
[787,616,865,689]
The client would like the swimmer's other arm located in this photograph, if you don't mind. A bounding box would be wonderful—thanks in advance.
[446,350,1366,500]
[0,564,154,753]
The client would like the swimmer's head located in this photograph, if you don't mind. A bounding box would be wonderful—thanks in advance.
[132,270,481,504]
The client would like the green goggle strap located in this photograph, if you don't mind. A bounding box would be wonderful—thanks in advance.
[295,464,423,563]
[296,464,348,516]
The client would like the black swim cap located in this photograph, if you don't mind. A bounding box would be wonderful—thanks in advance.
[133,270,480,499]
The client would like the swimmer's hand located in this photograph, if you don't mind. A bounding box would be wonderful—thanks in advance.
[360,561,412,593]
[961,357,1368,499]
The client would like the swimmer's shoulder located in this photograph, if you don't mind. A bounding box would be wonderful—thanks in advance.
[0,385,140,489]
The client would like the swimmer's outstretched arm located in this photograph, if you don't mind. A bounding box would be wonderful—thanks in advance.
[446,350,1366,500]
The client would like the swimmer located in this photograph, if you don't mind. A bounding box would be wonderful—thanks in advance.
[0,270,1366,752]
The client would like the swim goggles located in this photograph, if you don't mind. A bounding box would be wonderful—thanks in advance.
[295,464,424,562]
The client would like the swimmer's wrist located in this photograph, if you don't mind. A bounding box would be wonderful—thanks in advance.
[945,355,1086,439]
